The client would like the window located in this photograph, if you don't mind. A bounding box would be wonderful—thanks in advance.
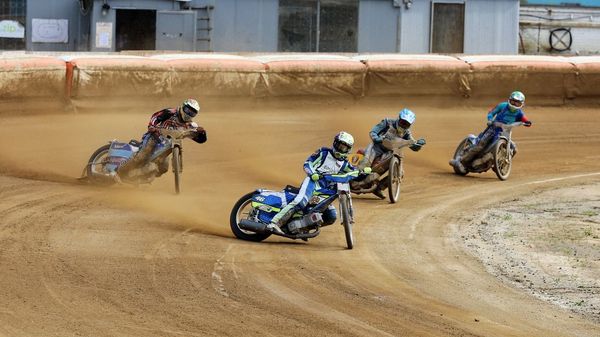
[0,0,26,50]
[278,0,358,52]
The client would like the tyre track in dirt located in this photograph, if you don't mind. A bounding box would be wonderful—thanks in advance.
[0,101,599,336]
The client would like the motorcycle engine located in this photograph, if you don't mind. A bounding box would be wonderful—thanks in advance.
[471,152,493,169]
[287,213,323,234]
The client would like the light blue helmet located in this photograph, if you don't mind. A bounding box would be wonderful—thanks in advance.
[397,108,416,130]
[508,91,525,112]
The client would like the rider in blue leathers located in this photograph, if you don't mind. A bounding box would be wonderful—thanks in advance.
[450,91,532,173]
[267,132,359,234]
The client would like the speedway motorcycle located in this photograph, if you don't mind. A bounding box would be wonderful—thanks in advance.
[230,173,365,249]
[451,121,524,180]
[83,126,204,194]
[349,136,426,203]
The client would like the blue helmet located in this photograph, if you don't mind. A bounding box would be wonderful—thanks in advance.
[397,108,416,130]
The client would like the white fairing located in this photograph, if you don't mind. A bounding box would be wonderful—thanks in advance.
[337,183,350,192]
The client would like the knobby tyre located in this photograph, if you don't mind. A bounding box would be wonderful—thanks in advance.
[493,138,512,180]
[387,156,402,203]
[172,146,182,194]
[339,193,354,249]
[86,144,115,185]
[230,191,272,242]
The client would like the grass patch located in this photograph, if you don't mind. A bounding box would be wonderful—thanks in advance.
[581,210,598,217]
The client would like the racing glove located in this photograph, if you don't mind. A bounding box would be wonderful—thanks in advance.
[524,120,532,127]
[311,173,321,182]
[410,138,426,152]
[486,120,493,126]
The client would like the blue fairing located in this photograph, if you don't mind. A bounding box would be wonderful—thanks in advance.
[252,190,297,223]
[106,142,136,172]
[150,138,171,160]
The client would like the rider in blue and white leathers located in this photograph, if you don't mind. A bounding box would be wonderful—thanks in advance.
[267,132,358,234]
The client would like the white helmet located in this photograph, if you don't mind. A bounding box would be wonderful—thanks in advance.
[333,131,354,160]
[179,98,200,123]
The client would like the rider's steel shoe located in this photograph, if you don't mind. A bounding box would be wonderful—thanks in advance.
[449,158,467,174]
[372,188,386,199]
[109,171,123,184]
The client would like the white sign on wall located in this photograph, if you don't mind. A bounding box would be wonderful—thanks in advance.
[32,19,68,43]
[95,22,113,49]
[0,20,25,38]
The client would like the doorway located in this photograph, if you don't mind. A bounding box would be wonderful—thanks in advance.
[115,9,156,51]
[430,2,464,53]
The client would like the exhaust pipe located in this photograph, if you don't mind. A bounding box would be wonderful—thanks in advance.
[239,219,268,233]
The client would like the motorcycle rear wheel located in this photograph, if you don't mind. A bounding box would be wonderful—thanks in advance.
[172,146,182,194]
[452,137,470,176]
[387,156,402,203]
[230,191,272,242]
[86,144,115,185]
[339,194,354,249]
[493,138,512,181]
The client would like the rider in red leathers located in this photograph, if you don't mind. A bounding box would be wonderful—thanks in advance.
[117,98,206,179]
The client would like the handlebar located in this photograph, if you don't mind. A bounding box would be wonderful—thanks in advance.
[492,121,524,129]
[159,127,199,140]
[381,137,417,151]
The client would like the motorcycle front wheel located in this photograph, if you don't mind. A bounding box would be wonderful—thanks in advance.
[172,146,182,194]
[86,144,115,185]
[493,138,512,180]
[387,156,402,203]
[452,137,470,176]
[339,194,354,249]
[230,191,272,242]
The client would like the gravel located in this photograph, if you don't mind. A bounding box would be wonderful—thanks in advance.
[460,182,600,322]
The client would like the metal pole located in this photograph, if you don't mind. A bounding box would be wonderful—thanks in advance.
[316,0,320,52]
[396,8,401,52]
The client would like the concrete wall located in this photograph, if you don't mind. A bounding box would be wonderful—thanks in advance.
[465,0,519,54]
[357,1,399,53]
[398,0,431,53]
[26,0,90,51]
[210,0,278,52]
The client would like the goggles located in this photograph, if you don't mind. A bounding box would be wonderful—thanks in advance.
[398,119,411,130]
[335,142,352,154]
[183,105,198,118]
[509,98,524,108]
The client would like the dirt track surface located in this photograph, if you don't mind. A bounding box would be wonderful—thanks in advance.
[0,98,599,337]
